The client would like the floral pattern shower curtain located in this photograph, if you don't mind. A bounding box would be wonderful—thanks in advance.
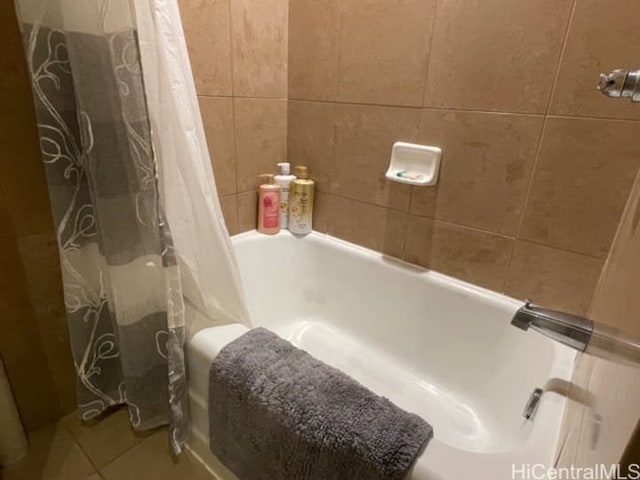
[15,0,188,452]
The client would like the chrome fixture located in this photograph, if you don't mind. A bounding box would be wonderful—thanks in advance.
[523,387,544,421]
[511,301,640,367]
[511,301,592,352]
[598,68,640,102]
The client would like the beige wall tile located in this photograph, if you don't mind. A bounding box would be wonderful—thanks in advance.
[0,1,30,93]
[287,101,335,193]
[0,232,62,431]
[219,194,239,235]
[505,241,603,316]
[333,104,421,211]
[328,196,405,256]
[199,96,236,196]
[550,0,640,120]
[589,169,640,335]
[0,148,54,238]
[336,0,436,106]
[0,8,70,430]
[0,83,40,154]
[230,0,288,98]
[237,190,258,233]
[412,110,543,235]
[328,196,385,250]
[18,233,76,415]
[424,0,573,113]
[0,25,49,240]
[178,0,233,96]
[381,210,408,259]
[520,117,640,258]
[402,214,435,267]
[312,192,331,234]
[404,217,513,291]
[234,98,287,192]
[556,170,640,467]
[0,86,55,237]
[0,204,11,243]
[288,0,339,101]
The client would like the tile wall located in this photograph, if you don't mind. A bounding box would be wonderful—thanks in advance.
[0,3,76,431]
[179,0,289,235]
[285,0,640,315]
[182,1,640,316]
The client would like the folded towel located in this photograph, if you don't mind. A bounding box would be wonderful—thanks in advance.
[209,327,433,480]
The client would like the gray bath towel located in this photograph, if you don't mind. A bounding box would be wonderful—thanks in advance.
[209,327,433,480]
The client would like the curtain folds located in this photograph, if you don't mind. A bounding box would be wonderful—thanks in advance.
[14,0,250,454]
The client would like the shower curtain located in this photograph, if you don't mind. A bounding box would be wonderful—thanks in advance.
[14,0,250,454]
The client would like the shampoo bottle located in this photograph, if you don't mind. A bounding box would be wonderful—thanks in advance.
[288,166,315,235]
[257,174,281,235]
[274,162,296,229]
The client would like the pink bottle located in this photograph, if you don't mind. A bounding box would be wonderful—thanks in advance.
[257,174,281,234]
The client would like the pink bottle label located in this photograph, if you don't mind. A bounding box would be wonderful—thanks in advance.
[262,192,279,228]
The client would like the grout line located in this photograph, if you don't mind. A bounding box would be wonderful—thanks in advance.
[545,113,640,124]
[198,93,288,101]
[230,99,240,198]
[513,118,547,237]
[64,426,103,478]
[285,98,640,124]
[377,194,605,260]
[504,115,549,288]
[544,0,578,116]
[501,238,518,293]
[397,208,410,262]
[58,409,150,478]
[236,188,258,196]
[226,0,235,99]
[325,62,340,236]
[290,97,425,111]
[98,429,163,476]
[283,0,290,101]
[420,0,440,106]
[332,0,344,103]
[225,0,241,203]
[502,0,579,291]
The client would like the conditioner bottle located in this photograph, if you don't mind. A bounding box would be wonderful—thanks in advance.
[288,166,315,235]
[257,174,280,235]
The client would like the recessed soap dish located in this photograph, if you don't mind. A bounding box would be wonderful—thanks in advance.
[385,142,442,186]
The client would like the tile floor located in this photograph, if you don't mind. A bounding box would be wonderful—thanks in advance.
[0,408,216,480]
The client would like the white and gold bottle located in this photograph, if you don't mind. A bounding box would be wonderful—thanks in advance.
[274,162,296,229]
[288,166,315,235]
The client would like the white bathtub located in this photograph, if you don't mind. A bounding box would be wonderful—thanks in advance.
[187,231,575,480]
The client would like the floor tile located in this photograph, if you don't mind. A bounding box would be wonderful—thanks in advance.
[100,430,214,480]
[0,422,95,480]
[60,408,143,469]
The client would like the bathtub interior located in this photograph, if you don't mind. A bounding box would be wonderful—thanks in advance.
[228,231,564,455]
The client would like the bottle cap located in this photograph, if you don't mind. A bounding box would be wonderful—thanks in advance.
[277,162,290,175]
[294,165,309,179]
[259,174,275,184]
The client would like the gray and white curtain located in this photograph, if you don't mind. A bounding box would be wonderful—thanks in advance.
[15,0,251,453]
